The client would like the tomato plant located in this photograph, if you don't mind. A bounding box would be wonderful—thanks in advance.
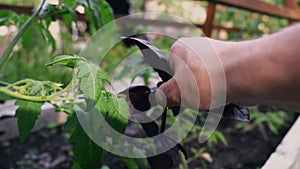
[0,1,131,169]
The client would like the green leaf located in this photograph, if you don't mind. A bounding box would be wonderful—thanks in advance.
[21,23,34,50]
[62,0,77,8]
[62,13,73,28]
[100,165,110,169]
[84,0,114,33]
[15,99,44,143]
[268,113,284,125]
[0,92,12,101]
[71,161,82,169]
[62,113,78,132]
[267,121,279,135]
[0,10,19,26]
[84,7,96,33]
[40,22,57,53]
[215,131,228,146]
[67,7,78,27]
[65,114,105,169]
[120,157,139,169]
[46,55,85,68]
[77,61,112,111]
[98,0,114,25]
[98,94,129,133]
[98,67,112,86]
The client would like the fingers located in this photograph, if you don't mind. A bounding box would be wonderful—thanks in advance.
[155,78,181,107]
[156,39,186,107]
[157,38,196,108]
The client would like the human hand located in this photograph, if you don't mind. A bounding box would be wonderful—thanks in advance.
[155,37,231,110]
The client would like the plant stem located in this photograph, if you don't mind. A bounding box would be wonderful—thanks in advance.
[37,9,69,20]
[50,78,75,98]
[0,78,76,102]
[0,81,10,86]
[258,123,269,141]
[0,0,46,69]
[5,79,34,88]
[180,152,189,169]
[0,87,74,102]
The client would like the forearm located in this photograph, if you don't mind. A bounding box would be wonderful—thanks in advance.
[221,24,300,111]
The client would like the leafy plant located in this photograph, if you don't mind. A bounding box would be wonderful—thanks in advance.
[235,107,293,136]
[0,0,135,169]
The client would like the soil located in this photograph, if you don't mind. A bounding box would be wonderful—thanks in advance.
[0,116,297,169]
[187,119,293,169]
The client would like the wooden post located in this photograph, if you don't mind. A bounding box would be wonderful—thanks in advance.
[285,0,298,10]
[203,3,216,37]
[285,0,298,24]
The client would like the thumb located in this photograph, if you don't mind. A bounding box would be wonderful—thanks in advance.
[155,78,181,107]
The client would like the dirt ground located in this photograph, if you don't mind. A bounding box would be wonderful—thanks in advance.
[0,116,297,169]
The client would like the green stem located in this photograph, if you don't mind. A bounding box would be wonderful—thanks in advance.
[0,0,46,69]
[50,78,75,98]
[180,151,189,169]
[0,78,76,102]
[0,81,11,86]
[4,79,34,89]
[37,9,69,20]
[0,87,74,102]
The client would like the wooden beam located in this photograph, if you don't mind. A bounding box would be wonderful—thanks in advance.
[203,3,216,37]
[116,16,239,32]
[0,4,32,14]
[0,4,239,33]
[207,0,300,21]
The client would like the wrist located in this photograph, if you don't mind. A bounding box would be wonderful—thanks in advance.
[211,39,258,105]
[215,38,269,106]
[209,39,236,104]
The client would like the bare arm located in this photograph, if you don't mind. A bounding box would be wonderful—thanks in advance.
[156,23,300,111]
[223,23,300,111]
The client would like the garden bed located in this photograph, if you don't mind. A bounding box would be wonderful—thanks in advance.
[0,114,297,169]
